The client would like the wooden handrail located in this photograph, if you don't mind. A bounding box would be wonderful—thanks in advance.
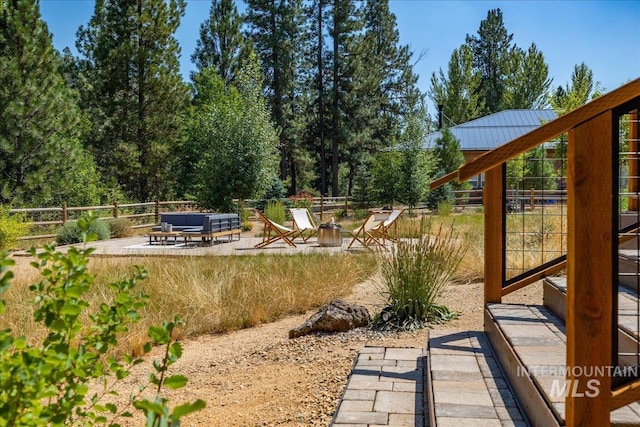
[611,378,640,410]
[431,78,640,188]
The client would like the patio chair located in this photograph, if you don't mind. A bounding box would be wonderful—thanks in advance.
[254,209,297,249]
[371,208,405,243]
[290,208,318,243]
[347,211,390,250]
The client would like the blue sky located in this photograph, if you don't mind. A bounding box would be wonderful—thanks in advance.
[39,0,639,115]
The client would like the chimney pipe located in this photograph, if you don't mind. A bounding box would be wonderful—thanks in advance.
[437,104,443,130]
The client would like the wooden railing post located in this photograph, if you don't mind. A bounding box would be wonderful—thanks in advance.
[629,109,639,211]
[62,203,67,223]
[565,111,613,427]
[320,195,324,223]
[155,199,160,224]
[344,195,349,218]
[484,165,505,304]
[113,202,119,218]
[530,188,535,210]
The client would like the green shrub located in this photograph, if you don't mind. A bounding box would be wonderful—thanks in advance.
[353,208,370,221]
[0,207,29,251]
[373,218,467,330]
[437,200,453,216]
[109,217,133,238]
[264,200,286,225]
[56,217,110,245]
[0,213,204,426]
[240,208,253,231]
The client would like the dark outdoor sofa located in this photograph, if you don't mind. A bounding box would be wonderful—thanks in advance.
[151,212,241,245]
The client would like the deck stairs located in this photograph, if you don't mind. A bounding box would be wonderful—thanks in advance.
[479,250,640,426]
[425,255,640,427]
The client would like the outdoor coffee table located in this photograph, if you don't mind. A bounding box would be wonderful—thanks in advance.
[147,231,183,245]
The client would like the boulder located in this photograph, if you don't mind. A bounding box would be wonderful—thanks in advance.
[289,299,370,339]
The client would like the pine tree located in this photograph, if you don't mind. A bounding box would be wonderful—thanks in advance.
[305,0,330,195]
[76,0,189,202]
[0,0,102,206]
[245,0,306,193]
[360,0,421,147]
[433,8,552,125]
[465,8,513,113]
[192,0,253,86]
[328,0,363,196]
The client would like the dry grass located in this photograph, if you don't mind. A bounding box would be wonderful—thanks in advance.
[2,253,378,356]
[397,211,485,283]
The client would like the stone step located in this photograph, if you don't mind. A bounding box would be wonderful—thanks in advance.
[426,330,528,427]
[331,346,426,426]
[543,276,640,368]
[486,303,640,426]
[620,250,640,292]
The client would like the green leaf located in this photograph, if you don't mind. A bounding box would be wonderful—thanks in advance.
[163,374,187,390]
[171,399,207,419]
[60,303,82,316]
[148,326,169,344]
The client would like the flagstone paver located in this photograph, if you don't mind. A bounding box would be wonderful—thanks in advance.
[331,331,528,427]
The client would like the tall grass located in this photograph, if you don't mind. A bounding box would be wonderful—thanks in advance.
[397,212,484,282]
[3,253,377,356]
[375,218,467,330]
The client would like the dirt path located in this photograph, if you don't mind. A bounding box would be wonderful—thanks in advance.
[110,277,543,426]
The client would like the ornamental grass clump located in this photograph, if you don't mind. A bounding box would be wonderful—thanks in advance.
[374,218,467,330]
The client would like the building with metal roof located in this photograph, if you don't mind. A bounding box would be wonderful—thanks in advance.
[424,109,558,187]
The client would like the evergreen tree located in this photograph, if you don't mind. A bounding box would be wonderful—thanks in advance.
[433,127,464,174]
[433,8,552,125]
[359,0,421,148]
[341,0,422,199]
[0,0,102,206]
[551,63,603,161]
[76,0,189,202]
[425,127,462,209]
[465,8,513,113]
[305,0,330,195]
[192,0,253,86]
[245,0,306,193]
[328,0,363,196]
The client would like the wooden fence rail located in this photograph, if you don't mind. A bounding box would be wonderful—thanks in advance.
[9,197,353,242]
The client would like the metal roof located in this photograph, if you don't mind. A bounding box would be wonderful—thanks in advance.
[424,109,558,151]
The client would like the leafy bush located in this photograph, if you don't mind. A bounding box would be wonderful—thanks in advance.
[264,200,286,225]
[109,217,133,238]
[0,213,204,426]
[241,208,253,231]
[56,217,110,245]
[373,218,467,330]
[353,208,370,221]
[0,206,29,251]
[437,200,453,216]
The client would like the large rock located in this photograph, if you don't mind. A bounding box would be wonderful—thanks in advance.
[289,299,370,338]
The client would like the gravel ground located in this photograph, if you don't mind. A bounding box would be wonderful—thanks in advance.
[104,277,542,426]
